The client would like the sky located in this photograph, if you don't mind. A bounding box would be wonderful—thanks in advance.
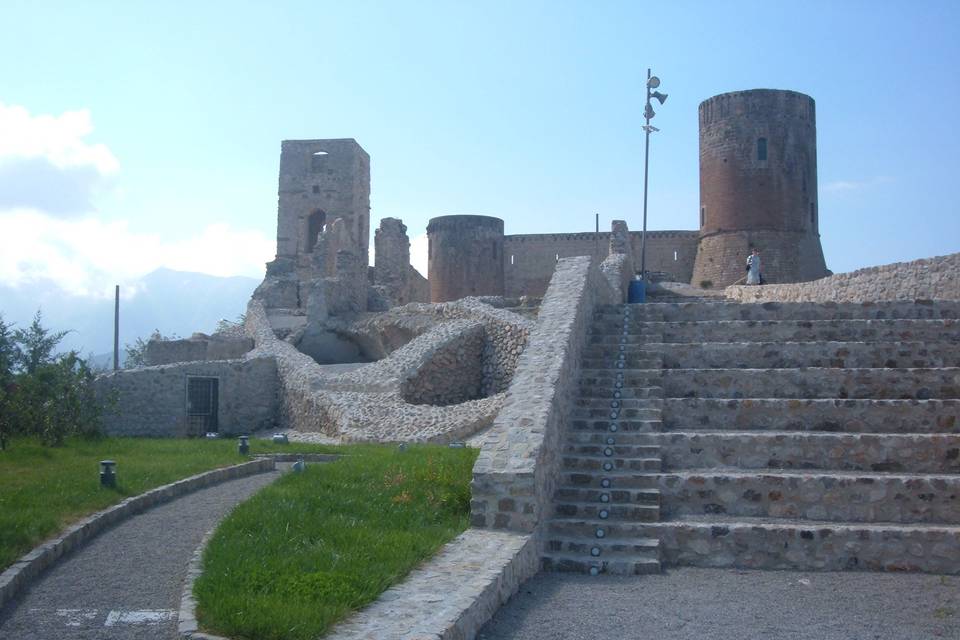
[0,0,958,301]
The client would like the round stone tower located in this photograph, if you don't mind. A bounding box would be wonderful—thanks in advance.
[691,89,829,287]
[427,215,505,302]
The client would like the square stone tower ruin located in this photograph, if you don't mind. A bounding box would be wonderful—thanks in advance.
[274,139,370,283]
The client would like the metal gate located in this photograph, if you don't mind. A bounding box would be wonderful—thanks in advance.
[186,376,219,434]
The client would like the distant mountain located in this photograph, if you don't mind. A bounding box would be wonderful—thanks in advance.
[0,268,260,362]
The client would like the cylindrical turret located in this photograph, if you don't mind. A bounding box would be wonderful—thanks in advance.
[692,89,829,287]
[427,215,505,302]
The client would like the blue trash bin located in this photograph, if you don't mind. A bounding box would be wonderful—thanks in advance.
[627,279,646,303]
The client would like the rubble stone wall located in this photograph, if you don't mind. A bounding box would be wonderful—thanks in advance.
[726,252,960,303]
[471,256,617,533]
[95,357,278,437]
[401,324,485,405]
[144,335,253,366]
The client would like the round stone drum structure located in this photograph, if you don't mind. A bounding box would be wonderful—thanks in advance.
[427,215,505,303]
[691,89,830,287]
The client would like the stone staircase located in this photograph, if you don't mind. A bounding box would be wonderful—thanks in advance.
[543,299,960,575]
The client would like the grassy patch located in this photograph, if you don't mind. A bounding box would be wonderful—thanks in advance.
[194,444,478,640]
[0,436,339,571]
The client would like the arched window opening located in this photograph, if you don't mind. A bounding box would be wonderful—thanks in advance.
[306,209,326,253]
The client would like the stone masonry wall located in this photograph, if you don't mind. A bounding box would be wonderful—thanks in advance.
[471,256,616,533]
[144,334,253,366]
[400,323,485,406]
[96,357,278,437]
[244,298,529,443]
[726,252,960,303]
[504,230,698,297]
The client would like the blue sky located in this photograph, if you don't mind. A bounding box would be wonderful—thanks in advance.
[1,0,958,298]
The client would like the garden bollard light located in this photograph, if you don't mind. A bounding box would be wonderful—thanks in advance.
[238,435,249,455]
[100,460,116,488]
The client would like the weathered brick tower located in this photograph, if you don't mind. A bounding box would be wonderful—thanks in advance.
[274,138,370,283]
[427,215,505,302]
[691,90,829,287]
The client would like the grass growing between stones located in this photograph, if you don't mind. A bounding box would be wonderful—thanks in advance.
[0,436,338,571]
[194,444,478,640]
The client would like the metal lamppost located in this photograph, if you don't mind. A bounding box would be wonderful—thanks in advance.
[639,68,668,284]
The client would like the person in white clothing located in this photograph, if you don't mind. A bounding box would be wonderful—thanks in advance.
[746,248,762,285]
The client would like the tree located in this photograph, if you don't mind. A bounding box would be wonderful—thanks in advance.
[0,315,14,450]
[13,311,68,375]
[0,311,105,449]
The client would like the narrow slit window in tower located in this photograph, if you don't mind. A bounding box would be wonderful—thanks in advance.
[700,207,705,227]
[674,250,678,261]
[810,202,816,228]
[510,254,515,266]
[757,137,767,161]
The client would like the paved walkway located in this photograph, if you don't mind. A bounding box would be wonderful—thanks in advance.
[0,469,282,640]
[478,568,960,640]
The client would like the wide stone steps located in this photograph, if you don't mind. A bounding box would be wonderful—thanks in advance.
[590,318,959,344]
[649,431,960,474]
[570,418,664,433]
[554,501,660,522]
[555,485,660,505]
[614,341,960,370]
[581,356,663,369]
[576,387,663,400]
[566,431,666,444]
[657,367,960,400]
[552,300,960,575]
[562,455,662,472]
[563,443,661,458]
[639,516,960,573]
[541,551,661,575]
[594,300,960,322]
[661,398,960,433]
[652,470,960,525]
[560,471,661,489]
[570,406,661,420]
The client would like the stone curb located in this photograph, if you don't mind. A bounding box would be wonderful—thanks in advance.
[178,528,230,640]
[179,527,536,640]
[0,458,275,612]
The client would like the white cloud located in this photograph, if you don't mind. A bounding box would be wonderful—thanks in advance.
[410,232,428,277]
[0,209,274,298]
[0,103,118,174]
[0,103,274,297]
[0,103,119,217]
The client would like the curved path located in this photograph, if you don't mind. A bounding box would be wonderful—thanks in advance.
[0,469,282,640]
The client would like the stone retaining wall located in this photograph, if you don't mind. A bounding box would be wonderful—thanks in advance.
[244,300,517,442]
[657,472,960,524]
[96,358,278,437]
[726,252,960,303]
[471,256,617,533]
[648,521,959,574]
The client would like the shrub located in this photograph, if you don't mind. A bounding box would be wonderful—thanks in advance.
[0,311,105,449]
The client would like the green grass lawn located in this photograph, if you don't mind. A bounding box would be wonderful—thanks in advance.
[193,444,478,640]
[0,436,339,572]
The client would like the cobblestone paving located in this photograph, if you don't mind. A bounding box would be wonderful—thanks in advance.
[478,568,960,640]
[0,470,281,640]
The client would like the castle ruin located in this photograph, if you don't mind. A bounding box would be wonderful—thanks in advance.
[94,86,959,599]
